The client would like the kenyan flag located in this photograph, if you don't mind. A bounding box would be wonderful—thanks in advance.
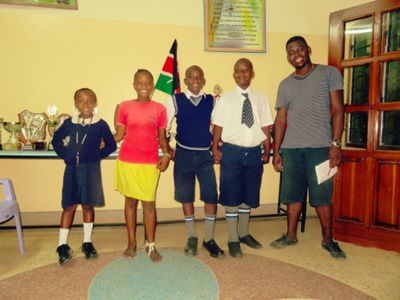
[155,39,181,95]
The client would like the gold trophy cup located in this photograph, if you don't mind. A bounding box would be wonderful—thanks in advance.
[213,84,223,101]
[46,105,70,151]
[47,117,59,150]
[3,122,22,151]
[46,105,58,151]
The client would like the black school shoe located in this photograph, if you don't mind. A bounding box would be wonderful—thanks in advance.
[56,244,73,265]
[184,237,198,256]
[239,234,263,249]
[203,239,225,258]
[82,242,98,259]
[228,241,242,258]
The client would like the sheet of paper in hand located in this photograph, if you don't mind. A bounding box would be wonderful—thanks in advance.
[315,160,337,185]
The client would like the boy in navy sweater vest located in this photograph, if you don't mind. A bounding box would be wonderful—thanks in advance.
[165,65,224,258]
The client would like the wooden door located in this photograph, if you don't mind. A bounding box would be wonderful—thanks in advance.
[329,0,400,252]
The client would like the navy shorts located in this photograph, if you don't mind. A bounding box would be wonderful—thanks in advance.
[219,143,263,208]
[173,146,218,204]
[280,147,332,207]
[62,162,105,209]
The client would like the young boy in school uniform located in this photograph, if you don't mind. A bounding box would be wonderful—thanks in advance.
[212,58,273,257]
[165,65,225,258]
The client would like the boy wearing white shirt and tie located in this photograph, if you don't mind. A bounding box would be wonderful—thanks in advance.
[212,58,273,257]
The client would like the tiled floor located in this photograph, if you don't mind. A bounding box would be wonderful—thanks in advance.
[1,217,399,299]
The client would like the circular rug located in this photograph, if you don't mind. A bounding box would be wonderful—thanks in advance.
[0,248,374,300]
[88,250,218,300]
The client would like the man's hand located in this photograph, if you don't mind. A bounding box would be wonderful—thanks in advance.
[272,153,283,172]
[328,146,342,168]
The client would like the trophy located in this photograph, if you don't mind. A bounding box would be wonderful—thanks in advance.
[46,105,70,151]
[46,105,58,151]
[213,84,223,101]
[18,110,48,150]
[3,122,22,151]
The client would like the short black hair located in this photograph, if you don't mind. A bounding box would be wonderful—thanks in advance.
[185,65,204,79]
[134,69,154,82]
[286,36,309,48]
[234,58,254,71]
[74,88,97,103]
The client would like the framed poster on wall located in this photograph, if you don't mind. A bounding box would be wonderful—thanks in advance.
[204,0,266,53]
[0,0,78,10]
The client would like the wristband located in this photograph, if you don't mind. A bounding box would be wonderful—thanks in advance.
[162,152,171,158]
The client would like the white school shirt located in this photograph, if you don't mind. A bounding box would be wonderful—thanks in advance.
[212,86,273,147]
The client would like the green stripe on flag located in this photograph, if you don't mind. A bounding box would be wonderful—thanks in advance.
[155,73,173,95]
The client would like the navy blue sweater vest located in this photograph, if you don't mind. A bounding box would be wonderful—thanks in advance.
[174,93,214,150]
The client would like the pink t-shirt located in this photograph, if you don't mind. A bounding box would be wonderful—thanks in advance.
[117,99,167,164]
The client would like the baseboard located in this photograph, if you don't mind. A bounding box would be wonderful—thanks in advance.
[0,203,316,228]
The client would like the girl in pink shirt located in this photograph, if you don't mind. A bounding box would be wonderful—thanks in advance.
[114,69,170,263]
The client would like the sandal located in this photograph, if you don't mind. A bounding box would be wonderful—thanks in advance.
[146,241,163,263]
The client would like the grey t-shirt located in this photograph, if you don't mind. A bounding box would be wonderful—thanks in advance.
[276,64,343,148]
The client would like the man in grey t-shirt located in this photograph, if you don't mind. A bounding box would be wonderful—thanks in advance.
[270,36,346,259]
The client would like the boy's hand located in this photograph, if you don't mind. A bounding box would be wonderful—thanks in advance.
[262,152,270,163]
[157,156,170,172]
[169,149,176,161]
[212,147,222,164]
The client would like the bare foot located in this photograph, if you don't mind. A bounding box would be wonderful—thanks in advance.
[123,245,136,258]
[146,245,163,263]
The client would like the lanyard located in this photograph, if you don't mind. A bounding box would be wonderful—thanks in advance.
[75,117,92,166]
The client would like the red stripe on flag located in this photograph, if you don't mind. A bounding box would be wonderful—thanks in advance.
[162,56,174,74]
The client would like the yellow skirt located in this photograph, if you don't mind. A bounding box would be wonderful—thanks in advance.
[114,160,160,202]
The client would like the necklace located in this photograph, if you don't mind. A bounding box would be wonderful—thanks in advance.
[294,63,315,78]
[75,116,93,166]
